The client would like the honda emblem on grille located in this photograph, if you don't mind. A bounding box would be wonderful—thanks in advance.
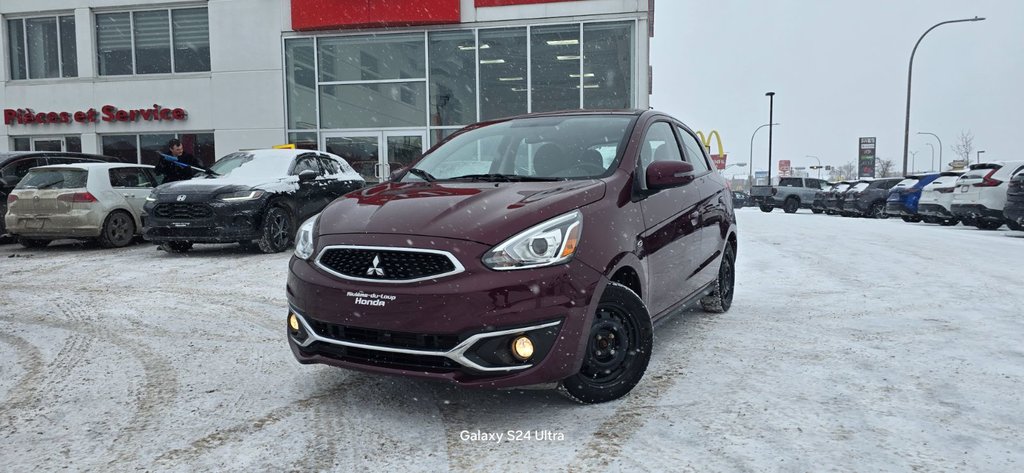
[176,195,187,202]
[366,255,385,276]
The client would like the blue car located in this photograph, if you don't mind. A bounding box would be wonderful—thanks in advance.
[885,173,942,222]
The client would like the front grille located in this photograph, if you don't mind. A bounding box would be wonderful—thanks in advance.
[307,319,461,351]
[303,341,458,372]
[318,247,459,281]
[153,202,213,220]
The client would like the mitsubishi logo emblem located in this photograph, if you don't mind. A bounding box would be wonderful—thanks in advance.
[366,255,385,276]
[176,195,187,202]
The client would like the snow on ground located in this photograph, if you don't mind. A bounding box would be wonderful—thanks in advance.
[1,208,1022,472]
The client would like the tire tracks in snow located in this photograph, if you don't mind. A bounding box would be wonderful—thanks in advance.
[0,331,46,433]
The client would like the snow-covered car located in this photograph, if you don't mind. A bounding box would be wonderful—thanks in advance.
[1004,171,1024,229]
[950,161,1024,230]
[5,163,156,248]
[838,179,871,217]
[823,180,855,215]
[917,171,965,226]
[142,149,364,253]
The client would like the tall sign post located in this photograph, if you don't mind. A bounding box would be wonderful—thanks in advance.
[859,137,876,178]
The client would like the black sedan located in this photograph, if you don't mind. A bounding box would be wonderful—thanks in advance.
[143,149,364,253]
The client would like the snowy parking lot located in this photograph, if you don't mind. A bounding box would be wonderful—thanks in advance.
[2,208,1022,471]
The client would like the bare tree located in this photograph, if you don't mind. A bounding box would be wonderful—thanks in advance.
[876,158,896,177]
[951,130,975,165]
[828,162,856,181]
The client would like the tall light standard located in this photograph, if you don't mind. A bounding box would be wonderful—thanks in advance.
[805,155,821,179]
[748,122,780,187]
[917,131,943,171]
[977,150,986,164]
[901,16,985,176]
[925,143,935,172]
[766,92,776,184]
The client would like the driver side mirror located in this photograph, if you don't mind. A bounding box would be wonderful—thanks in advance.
[645,161,695,191]
[388,166,409,182]
[298,169,317,182]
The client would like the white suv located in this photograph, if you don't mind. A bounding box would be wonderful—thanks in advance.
[918,171,964,226]
[950,161,1024,230]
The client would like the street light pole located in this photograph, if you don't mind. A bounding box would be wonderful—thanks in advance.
[806,155,821,179]
[925,143,935,172]
[748,122,779,187]
[917,131,943,171]
[766,92,775,185]
[901,16,985,177]
[977,150,985,164]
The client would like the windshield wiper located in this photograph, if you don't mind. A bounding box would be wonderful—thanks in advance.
[37,179,65,189]
[406,168,437,182]
[447,173,562,182]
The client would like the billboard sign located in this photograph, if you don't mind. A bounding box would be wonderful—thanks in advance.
[779,159,791,176]
[711,154,727,170]
[859,137,876,178]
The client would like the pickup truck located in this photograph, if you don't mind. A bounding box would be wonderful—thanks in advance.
[749,177,831,213]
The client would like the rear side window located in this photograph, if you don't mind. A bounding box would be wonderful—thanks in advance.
[676,126,712,173]
[109,167,155,188]
[16,169,88,189]
[779,178,802,187]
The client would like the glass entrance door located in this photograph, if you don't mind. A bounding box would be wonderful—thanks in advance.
[322,131,426,183]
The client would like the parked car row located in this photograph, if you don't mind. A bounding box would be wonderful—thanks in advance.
[2,149,365,251]
[803,161,1024,230]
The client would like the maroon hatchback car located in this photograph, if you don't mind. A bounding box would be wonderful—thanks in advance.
[287,110,737,403]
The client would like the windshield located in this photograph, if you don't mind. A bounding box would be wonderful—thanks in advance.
[16,169,88,189]
[402,115,635,182]
[207,152,292,180]
[833,184,850,192]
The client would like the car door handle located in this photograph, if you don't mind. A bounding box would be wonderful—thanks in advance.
[123,193,132,198]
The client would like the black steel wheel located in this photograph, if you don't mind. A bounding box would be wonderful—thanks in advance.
[257,206,293,253]
[98,211,136,248]
[559,283,652,404]
[701,243,735,313]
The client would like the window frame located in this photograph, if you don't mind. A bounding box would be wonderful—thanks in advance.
[7,13,77,80]
[94,5,210,77]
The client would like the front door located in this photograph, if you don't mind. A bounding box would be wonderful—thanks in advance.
[322,131,426,184]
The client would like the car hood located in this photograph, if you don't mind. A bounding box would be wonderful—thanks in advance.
[154,175,298,197]
[318,180,606,245]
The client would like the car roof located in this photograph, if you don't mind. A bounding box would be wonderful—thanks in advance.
[31,163,154,171]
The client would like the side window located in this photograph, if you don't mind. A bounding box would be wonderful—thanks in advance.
[109,168,153,188]
[292,155,321,175]
[1,158,46,180]
[639,122,683,169]
[317,156,340,175]
[676,126,712,173]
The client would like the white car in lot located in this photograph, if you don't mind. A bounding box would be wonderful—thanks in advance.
[950,161,1024,230]
[4,163,156,248]
[918,171,965,226]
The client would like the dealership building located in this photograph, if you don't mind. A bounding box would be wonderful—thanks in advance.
[2,0,653,181]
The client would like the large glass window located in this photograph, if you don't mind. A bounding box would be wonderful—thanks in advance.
[479,28,527,120]
[97,8,210,76]
[102,133,215,166]
[285,39,317,129]
[583,22,634,109]
[7,15,77,80]
[531,24,581,113]
[320,83,426,129]
[318,33,425,82]
[428,30,477,127]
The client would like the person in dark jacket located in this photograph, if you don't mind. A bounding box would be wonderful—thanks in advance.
[156,138,200,183]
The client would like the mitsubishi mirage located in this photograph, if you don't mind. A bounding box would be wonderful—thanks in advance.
[286,110,738,403]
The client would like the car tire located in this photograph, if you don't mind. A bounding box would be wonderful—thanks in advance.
[701,243,736,314]
[558,282,653,404]
[922,216,940,224]
[759,205,774,213]
[160,241,193,253]
[256,206,293,253]
[1006,220,1022,231]
[783,198,799,214]
[811,208,824,214]
[17,237,51,248]
[97,210,136,248]
[939,219,959,227]
[974,220,1003,230]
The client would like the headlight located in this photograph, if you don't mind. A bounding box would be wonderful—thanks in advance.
[217,190,264,201]
[294,214,319,260]
[145,194,156,202]
[482,210,582,270]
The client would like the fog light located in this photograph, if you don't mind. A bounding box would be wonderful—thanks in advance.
[511,335,534,361]
[288,313,299,331]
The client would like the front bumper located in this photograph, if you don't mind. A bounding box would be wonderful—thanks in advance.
[286,233,605,389]
[143,198,264,243]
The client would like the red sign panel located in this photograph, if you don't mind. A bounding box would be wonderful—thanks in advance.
[711,154,727,170]
[291,0,461,31]
[779,159,791,172]
[4,105,188,126]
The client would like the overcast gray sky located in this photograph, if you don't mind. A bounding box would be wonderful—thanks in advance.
[650,0,1024,178]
